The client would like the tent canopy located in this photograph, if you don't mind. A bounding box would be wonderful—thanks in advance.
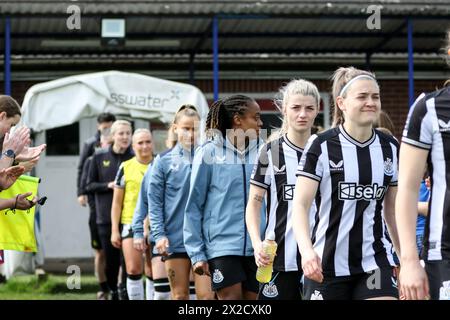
[20,71,209,132]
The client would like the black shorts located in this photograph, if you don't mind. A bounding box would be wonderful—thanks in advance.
[425,260,450,300]
[120,224,133,240]
[208,255,258,293]
[88,211,101,250]
[258,271,303,300]
[145,242,163,260]
[303,267,398,300]
[161,252,190,262]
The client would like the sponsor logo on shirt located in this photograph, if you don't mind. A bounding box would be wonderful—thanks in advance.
[329,160,344,172]
[102,160,110,167]
[283,184,295,201]
[384,158,394,176]
[273,165,286,174]
[338,182,387,201]
[438,119,450,132]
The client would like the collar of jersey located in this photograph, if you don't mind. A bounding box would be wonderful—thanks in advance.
[174,142,195,157]
[282,134,304,152]
[213,135,261,158]
[339,124,376,148]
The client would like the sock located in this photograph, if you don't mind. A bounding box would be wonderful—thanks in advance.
[126,274,144,300]
[154,278,171,300]
[145,276,154,300]
[189,281,196,300]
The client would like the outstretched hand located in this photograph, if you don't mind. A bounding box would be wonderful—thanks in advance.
[14,192,38,210]
[0,165,25,190]
[2,127,30,156]
[15,144,46,162]
[19,157,40,174]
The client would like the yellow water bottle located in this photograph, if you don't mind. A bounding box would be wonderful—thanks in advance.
[256,231,277,283]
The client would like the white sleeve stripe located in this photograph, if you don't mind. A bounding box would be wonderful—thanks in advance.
[296,171,321,181]
[401,137,432,150]
[250,180,270,189]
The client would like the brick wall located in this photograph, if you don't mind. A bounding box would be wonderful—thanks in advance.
[2,78,447,138]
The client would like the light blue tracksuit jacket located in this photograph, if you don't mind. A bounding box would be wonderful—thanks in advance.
[183,136,265,266]
[149,143,195,254]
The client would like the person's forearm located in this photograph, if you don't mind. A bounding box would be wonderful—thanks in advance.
[384,210,401,260]
[396,189,421,263]
[132,207,146,239]
[245,199,263,247]
[293,203,314,255]
[0,198,15,210]
[111,201,122,232]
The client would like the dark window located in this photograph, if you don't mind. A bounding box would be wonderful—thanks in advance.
[45,123,80,156]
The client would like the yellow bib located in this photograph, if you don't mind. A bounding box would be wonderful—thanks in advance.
[0,175,40,252]
[121,157,149,225]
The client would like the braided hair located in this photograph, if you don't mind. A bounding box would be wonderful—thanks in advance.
[206,94,255,139]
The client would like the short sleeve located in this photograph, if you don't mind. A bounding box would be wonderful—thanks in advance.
[114,164,125,188]
[296,135,323,182]
[250,144,271,189]
[390,139,399,186]
[402,93,432,150]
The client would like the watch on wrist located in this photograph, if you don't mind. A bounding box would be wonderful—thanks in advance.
[2,149,16,160]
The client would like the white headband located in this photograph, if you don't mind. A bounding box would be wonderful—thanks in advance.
[338,74,377,97]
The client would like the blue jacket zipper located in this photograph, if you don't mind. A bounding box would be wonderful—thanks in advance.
[241,153,247,256]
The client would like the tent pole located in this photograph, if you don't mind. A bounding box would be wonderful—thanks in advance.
[4,17,11,95]
[212,16,219,102]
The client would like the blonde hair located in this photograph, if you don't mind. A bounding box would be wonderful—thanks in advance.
[274,79,321,136]
[110,119,132,135]
[375,127,393,136]
[132,128,151,143]
[331,67,377,127]
[167,104,200,147]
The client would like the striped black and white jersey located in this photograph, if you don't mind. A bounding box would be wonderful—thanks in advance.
[251,134,318,272]
[403,87,450,261]
[296,125,398,277]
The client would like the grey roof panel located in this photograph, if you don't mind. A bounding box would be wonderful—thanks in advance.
[2,1,450,16]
